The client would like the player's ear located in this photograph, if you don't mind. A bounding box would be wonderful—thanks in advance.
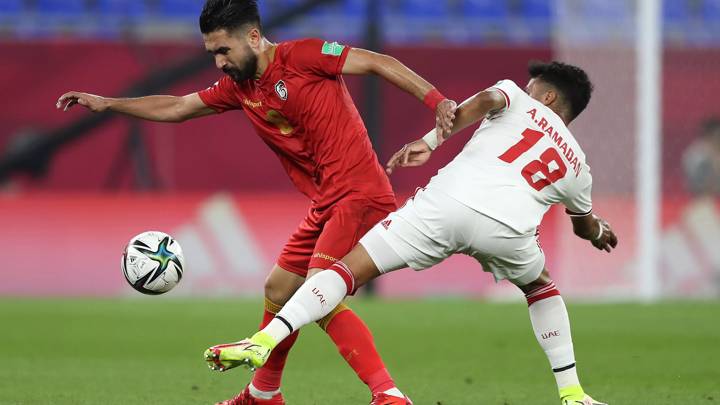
[542,88,558,106]
[246,26,262,49]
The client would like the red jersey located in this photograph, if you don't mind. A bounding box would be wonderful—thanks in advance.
[198,38,394,209]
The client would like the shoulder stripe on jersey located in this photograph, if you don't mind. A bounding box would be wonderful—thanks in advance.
[490,87,511,109]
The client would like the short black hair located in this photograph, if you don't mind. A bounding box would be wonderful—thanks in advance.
[701,117,720,136]
[200,0,262,34]
[528,61,593,121]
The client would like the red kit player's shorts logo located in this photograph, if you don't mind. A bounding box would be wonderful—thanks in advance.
[275,80,288,101]
[381,219,392,229]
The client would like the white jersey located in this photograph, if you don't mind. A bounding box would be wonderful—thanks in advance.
[427,79,593,234]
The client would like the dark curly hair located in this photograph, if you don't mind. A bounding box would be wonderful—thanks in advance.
[528,61,593,121]
[200,0,262,34]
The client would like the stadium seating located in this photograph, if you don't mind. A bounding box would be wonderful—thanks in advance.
[3,0,719,45]
[36,0,87,19]
[0,0,24,17]
[463,0,509,19]
[158,0,204,21]
[400,0,451,18]
[520,0,551,20]
[96,0,149,22]
[705,0,720,19]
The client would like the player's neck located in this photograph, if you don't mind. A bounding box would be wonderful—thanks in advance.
[255,38,277,80]
[549,105,571,126]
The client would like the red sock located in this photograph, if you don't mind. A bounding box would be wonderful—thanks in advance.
[525,281,561,306]
[325,309,395,394]
[251,308,299,392]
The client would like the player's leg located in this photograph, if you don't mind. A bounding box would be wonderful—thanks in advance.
[268,243,395,342]
[207,201,411,404]
[263,187,466,349]
[243,265,304,401]
[517,270,605,405]
[300,199,408,401]
[209,189,458,403]
[465,215,604,405]
[259,235,413,404]
[206,211,318,404]
[207,239,408,402]
[480,228,603,405]
[519,270,607,405]
[243,192,456,403]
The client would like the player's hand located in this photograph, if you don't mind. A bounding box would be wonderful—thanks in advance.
[435,99,457,144]
[56,92,109,113]
[591,216,618,252]
[386,139,433,175]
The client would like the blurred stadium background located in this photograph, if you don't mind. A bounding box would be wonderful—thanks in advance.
[1,1,719,404]
[2,0,719,300]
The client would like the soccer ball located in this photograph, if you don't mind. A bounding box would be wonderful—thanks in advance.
[122,231,184,295]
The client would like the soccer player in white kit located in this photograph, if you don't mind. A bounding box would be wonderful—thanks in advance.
[208,61,618,405]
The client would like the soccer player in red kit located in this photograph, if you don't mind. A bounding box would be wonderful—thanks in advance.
[56,1,456,404]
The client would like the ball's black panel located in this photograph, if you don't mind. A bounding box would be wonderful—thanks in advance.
[130,270,165,296]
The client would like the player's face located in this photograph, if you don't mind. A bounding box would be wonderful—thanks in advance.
[203,28,259,83]
[525,78,551,105]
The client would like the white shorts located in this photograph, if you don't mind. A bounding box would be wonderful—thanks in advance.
[359,187,545,286]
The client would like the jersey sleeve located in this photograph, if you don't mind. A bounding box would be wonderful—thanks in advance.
[486,79,525,113]
[197,76,243,113]
[288,38,352,77]
[563,167,593,215]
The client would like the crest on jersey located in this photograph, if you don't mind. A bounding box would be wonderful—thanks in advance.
[275,80,288,101]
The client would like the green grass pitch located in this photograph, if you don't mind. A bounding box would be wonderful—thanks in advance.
[1,298,718,404]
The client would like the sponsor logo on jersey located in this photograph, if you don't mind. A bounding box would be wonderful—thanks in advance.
[321,41,345,56]
[242,98,262,108]
[312,252,338,262]
[274,80,288,101]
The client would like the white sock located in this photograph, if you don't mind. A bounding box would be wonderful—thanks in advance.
[383,387,404,398]
[262,270,348,343]
[528,295,580,390]
[248,383,280,400]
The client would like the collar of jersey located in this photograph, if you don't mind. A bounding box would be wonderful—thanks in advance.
[255,44,280,85]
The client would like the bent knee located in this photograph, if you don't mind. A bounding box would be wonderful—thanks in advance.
[263,266,305,306]
[517,268,553,294]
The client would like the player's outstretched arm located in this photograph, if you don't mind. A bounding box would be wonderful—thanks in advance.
[385,90,505,174]
[56,92,216,123]
[341,48,456,138]
[570,213,619,252]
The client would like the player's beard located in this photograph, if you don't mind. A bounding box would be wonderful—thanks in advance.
[223,52,258,83]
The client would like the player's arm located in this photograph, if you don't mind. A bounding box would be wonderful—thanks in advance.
[56,92,216,123]
[341,48,457,137]
[385,90,505,174]
[569,212,618,252]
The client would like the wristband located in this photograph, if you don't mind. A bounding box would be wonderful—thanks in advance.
[593,221,605,241]
[422,129,439,150]
[423,88,446,111]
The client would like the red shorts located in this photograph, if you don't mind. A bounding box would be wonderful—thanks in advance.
[277,197,396,277]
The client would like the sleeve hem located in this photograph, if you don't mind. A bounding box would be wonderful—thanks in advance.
[565,208,593,217]
[197,89,226,113]
[489,87,510,111]
[336,45,352,75]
